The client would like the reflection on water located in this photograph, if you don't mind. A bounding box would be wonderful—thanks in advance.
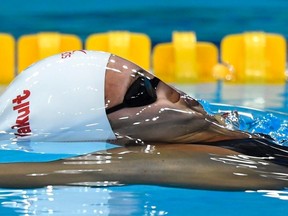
[248,190,288,201]
[1,186,288,216]
[176,83,288,113]
[0,186,168,216]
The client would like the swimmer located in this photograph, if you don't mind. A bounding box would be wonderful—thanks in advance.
[0,50,253,143]
[0,50,288,190]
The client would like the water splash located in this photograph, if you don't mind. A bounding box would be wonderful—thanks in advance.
[200,100,288,146]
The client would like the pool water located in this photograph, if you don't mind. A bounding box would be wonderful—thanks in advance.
[1,186,288,216]
[1,82,288,216]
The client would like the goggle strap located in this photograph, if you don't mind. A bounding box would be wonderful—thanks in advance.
[106,103,126,115]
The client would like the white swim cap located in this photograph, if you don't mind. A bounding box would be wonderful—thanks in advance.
[0,50,116,141]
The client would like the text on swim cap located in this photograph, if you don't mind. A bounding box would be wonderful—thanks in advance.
[61,50,87,59]
[11,90,32,138]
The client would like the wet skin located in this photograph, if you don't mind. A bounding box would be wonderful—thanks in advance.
[105,55,255,144]
[0,142,288,190]
[1,53,288,190]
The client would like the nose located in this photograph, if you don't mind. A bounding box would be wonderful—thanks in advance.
[183,95,207,115]
[169,87,208,115]
[156,82,181,103]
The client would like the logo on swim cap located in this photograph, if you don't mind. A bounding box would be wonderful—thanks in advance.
[61,50,87,59]
[11,90,32,138]
[0,50,116,141]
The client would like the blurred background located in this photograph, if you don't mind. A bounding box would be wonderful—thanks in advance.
[1,0,288,86]
[1,0,288,46]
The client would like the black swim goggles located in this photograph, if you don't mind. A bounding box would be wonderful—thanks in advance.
[106,76,160,114]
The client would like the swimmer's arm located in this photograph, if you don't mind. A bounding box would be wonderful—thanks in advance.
[0,144,286,190]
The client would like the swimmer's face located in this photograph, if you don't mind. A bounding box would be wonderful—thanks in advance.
[105,55,216,144]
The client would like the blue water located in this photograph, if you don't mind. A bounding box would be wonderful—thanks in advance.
[1,83,288,216]
[1,186,288,216]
